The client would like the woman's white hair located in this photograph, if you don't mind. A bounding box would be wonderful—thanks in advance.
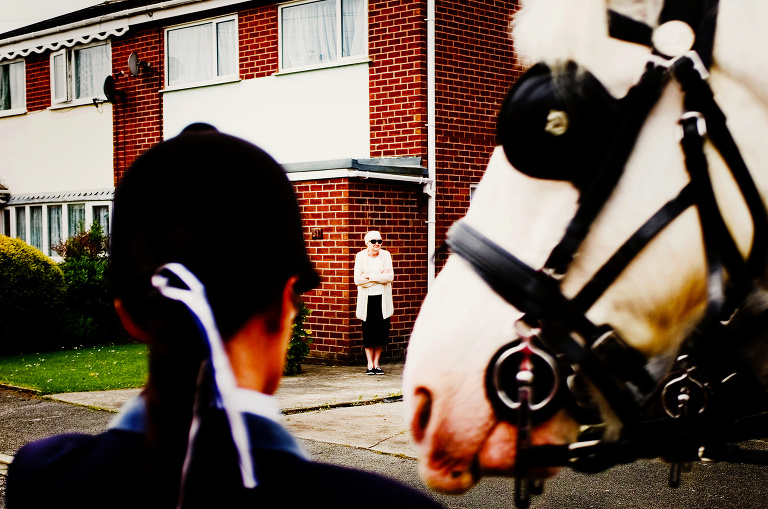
[364,230,382,243]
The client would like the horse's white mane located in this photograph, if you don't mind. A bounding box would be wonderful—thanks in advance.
[512,0,768,108]
[512,0,663,65]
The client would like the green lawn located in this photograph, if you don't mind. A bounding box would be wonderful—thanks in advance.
[0,343,148,395]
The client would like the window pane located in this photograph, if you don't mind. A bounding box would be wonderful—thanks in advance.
[282,0,337,69]
[68,203,85,237]
[53,53,67,101]
[342,0,366,57]
[2,209,10,236]
[48,205,62,256]
[30,206,42,251]
[168,23,214,86]
[0,63,10,110]
[93,205,109,239]
[15,207,26,242]
[74,44,110,99]
[216,20,237,77]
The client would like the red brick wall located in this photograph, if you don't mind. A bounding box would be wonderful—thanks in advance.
[111,27,165,186]
[369,0,428,158]
[25,53,49,112]
[433,0,521,258]
[240,5,278,79]
[294,178,428,363]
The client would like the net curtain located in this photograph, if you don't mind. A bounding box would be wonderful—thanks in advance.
[0,61,24,110]
[74,44,110,99]
[282,0,366,68]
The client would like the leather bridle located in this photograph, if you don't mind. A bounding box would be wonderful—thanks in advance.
[445,2,768,506]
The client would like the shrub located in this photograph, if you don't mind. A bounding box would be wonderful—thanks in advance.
[52,222,128,347]
[0,236,67,355]
[284,300,312,375]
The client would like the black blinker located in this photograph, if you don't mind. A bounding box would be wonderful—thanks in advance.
[496,61,623,189]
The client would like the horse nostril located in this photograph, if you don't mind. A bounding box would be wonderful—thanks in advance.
[411,387,433,443]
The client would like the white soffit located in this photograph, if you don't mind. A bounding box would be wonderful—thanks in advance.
[0,0,250,62]
[0,24,130,61]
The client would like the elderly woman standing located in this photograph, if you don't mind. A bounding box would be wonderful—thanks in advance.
[354,230,394,375]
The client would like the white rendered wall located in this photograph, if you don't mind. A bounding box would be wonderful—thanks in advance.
[163,63,370,164]
[0,104,114,194]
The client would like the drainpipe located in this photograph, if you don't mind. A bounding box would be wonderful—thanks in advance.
[426,0,437,289]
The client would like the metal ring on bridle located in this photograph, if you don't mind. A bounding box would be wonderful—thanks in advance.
[490,340,561,414]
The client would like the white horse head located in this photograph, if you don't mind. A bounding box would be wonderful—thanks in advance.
[405,0,768,495]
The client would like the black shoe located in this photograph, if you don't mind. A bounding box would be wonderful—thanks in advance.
[365,368,376,375]
[373,367,384,375]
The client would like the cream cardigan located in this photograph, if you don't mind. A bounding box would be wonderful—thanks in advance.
[354,249,394,321]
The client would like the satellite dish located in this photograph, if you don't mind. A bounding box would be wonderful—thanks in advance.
[103,75,125,104]
[128,52,150,76]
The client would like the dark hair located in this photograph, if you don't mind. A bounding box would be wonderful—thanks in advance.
[109,126,319,506]
[111,126,318,340]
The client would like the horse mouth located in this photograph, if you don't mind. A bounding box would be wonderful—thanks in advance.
[411,386,576,493]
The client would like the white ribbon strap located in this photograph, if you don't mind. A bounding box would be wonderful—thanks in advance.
[151,263,257,490]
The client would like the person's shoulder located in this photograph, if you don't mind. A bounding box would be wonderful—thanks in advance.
[8,430,146,508]
[286,458,441,506]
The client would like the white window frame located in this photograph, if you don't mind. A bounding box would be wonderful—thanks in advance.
[0,58,26,118]
[49,41,111,107]
[9,202,112,260]
[163,15,240,92]
[278,0,369,73]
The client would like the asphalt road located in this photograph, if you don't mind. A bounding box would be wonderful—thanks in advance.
[1,388,768,508]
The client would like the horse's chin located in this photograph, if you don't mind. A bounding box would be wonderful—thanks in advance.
[416,410,579,494]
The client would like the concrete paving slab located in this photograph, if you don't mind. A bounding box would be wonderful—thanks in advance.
[275,362,404,412]
[283,400,418,458]
[46,388,141,412]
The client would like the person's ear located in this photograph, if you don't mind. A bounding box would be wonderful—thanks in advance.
[114,299,153,343]
[281,276,300,330]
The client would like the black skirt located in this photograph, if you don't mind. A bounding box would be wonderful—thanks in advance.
[362,295,391,348]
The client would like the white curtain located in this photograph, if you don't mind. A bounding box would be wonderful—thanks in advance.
[282,0,337,68]
[74,44,110,99]
[15,207,26,242]
[93,205,110,238]
[168,23,214,86]
[342,0,366,57]
[217,20,237,77]
[30,206,42,251]
[48,206,62,256]
[0,61,24,111]
[68,203,85,237]
[9,61,24,109]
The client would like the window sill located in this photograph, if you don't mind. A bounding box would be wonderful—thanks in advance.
[0,108,27,119]
[160,76,241,94]
[274,57,372,76]
[49,97,107,110]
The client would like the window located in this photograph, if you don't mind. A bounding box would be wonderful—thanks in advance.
[0,59,25,115]
[48,205,62,256]
[11,202,110,257]
[30,206,43,251]
[2,209,10,236]
[50,42,111,105]
[68,203,85,237]
[15,207,26,242]
[280,0,367,71]
[93,205,110,238]
[165,16,238,89]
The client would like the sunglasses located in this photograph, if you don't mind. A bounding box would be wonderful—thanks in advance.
[370,239,383,244]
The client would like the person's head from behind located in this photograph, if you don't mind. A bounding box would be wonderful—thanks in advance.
[110,125,319,480]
